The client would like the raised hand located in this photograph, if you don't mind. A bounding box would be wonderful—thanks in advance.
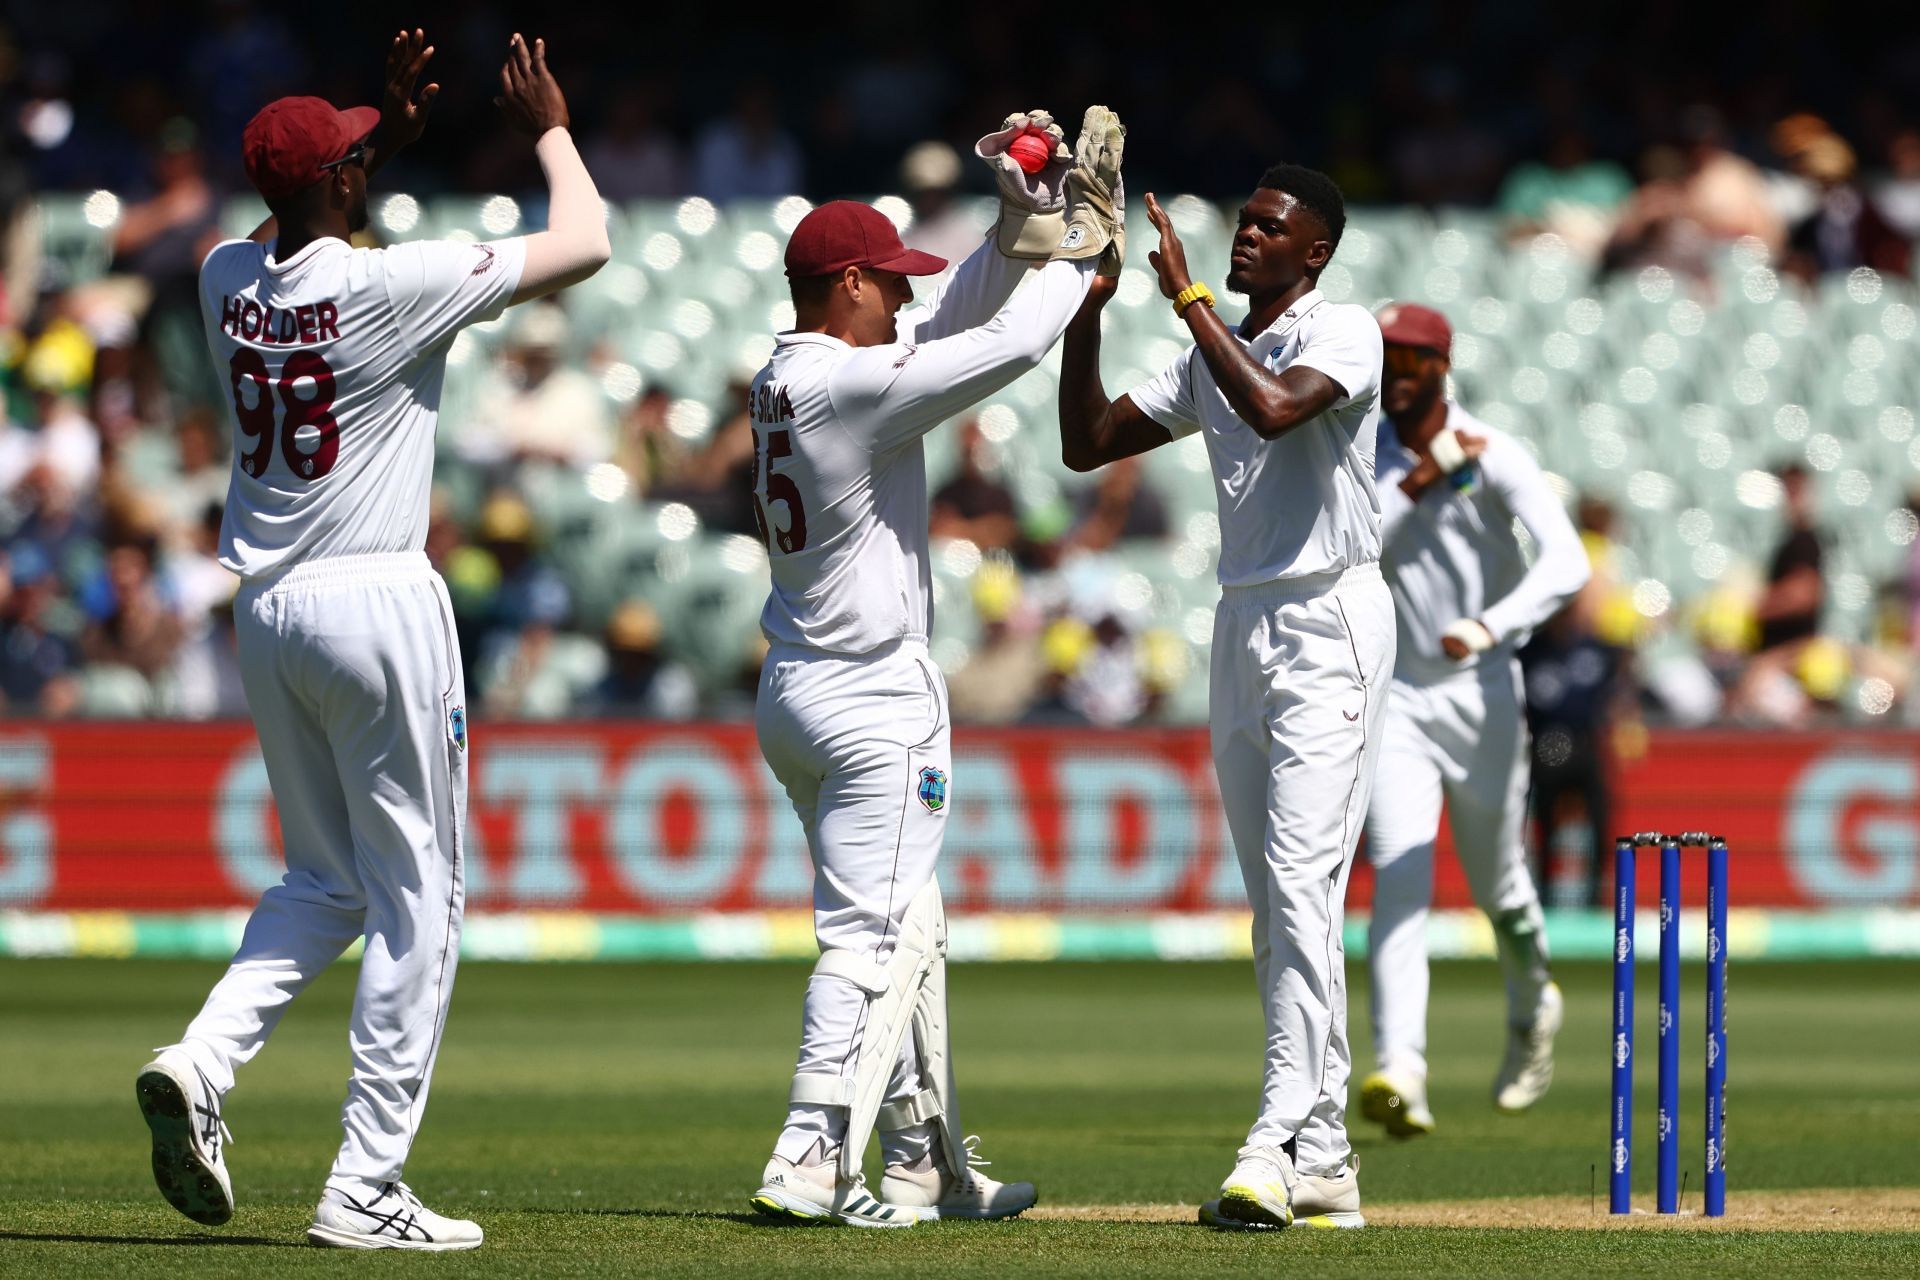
[380,28,439,152]
[494,34,570,136]
[976,110,1071,211]
[1143,192,1192,300]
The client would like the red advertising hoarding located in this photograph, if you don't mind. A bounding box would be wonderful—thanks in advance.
[0,723,1913,912]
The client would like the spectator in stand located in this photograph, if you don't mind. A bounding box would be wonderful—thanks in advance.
[159,410,229,532]
[0,543,83,717]
[946,561,1045,724]
[170,588,247,720]
[1520,601,1632,908]
[583,85,684,201]
[475,569,599,720]
[1728,463,1828,720]
[1781,133,1912,282]
[1674,104,1785,253]
[580,600,698,719]
[1497,128,1633,258]
[1,377,102,502]
[109,119,224,410]
[1765,112,1831,228]
[899,142,985,276]
[461,302,614,471]
[648,381,759,537]
[469,492,573,667]
[692,82,804,204]
[162,500,238,628]
[1062,608,1149,727]
[1872,128,1920,238]
[930,418,1020,551]
[615,387,684,497]
[1604,107,1784,286]
[1064,455,1170,553]
[79,532,184,698]
[1756,463,1826,654]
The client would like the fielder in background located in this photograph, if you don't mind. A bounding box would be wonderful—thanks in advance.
[746,108,1125,1227]
[1357,302,1591,1139]
[1058,168,1391,1232]
[134,31,610,1250]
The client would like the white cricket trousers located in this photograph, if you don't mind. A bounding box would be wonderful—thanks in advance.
[756,637,950,1165]
[1210,563,1395,1177]
[174,552,468,1193]
[1363,657,1550,1080]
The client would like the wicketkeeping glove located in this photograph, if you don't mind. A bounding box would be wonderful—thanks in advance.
[1055,106,1125,263]
[1098,176,1126,276]
[975,109,1072,259]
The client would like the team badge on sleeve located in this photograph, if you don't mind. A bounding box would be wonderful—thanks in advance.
[917,766,948,814]
[449,706,467,752]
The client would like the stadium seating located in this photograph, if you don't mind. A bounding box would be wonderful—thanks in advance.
[36,191,1920,720]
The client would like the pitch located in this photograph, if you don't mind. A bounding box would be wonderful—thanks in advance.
[2,957,1914,1276]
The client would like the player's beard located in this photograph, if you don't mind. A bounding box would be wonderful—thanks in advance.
[346,194,370,236]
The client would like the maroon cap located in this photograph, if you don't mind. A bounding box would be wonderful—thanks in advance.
[1376,301,1453,354]
[784,200,947,279]
[242,96,381,200]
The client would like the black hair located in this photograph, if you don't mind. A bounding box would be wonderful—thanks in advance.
[789,273,836,311]
[1257,163,1346,256]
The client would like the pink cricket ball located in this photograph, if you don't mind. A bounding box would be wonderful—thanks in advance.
[1007,131,1052,175]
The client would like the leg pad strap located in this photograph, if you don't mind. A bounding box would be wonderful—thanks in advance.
[814,948,890,996]
[789,1071,856,1108]
[878,1087,942,1132]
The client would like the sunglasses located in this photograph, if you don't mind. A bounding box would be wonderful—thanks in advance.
[319,139,371,172]
[1384,345,1444,375]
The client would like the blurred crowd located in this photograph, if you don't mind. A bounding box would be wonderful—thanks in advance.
[4,3,1920,738]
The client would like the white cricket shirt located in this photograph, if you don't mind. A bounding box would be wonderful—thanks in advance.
[1129,288,1384,584]
[199,235,526,579]
[1374,404,1591,684]
[751,242,1093,654]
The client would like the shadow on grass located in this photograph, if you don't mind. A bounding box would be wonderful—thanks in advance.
[520,1207,767,1225]
[0,1231,296,1247]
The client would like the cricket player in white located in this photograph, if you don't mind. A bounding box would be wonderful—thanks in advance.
[1357,302,1589,1137]
[1058,166,1391,1231]
[747,109,1125,1228]
[133,32,609,1250]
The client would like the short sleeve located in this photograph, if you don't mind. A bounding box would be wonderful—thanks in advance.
[1127,345,1202,440]
[382,238,528,357]
[1293,306,1383,408]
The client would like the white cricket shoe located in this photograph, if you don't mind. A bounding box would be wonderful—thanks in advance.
[1205,1143,1297,1229]
[880,1134,1037,1220]
[1494,980,1564,1112]
[750,1154,928,1228]
[135,1046,234,1226]
[1202,1158,1364,1230]
[307,1181,483,1250]
[1359,1066,1436,1137]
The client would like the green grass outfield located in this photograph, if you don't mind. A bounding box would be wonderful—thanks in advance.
[2,957,1915,1276]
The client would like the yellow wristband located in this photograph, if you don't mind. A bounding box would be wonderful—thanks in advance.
[1173,282,1216,317]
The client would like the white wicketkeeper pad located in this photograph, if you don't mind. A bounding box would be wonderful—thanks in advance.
[787,879,963,1182]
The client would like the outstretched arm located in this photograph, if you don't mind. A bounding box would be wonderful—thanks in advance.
[833,258,1096,451]
[494,34,610,304]
[1057,275,1173,471]
[1140,193,1347,438]
[897,237,1034,344]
